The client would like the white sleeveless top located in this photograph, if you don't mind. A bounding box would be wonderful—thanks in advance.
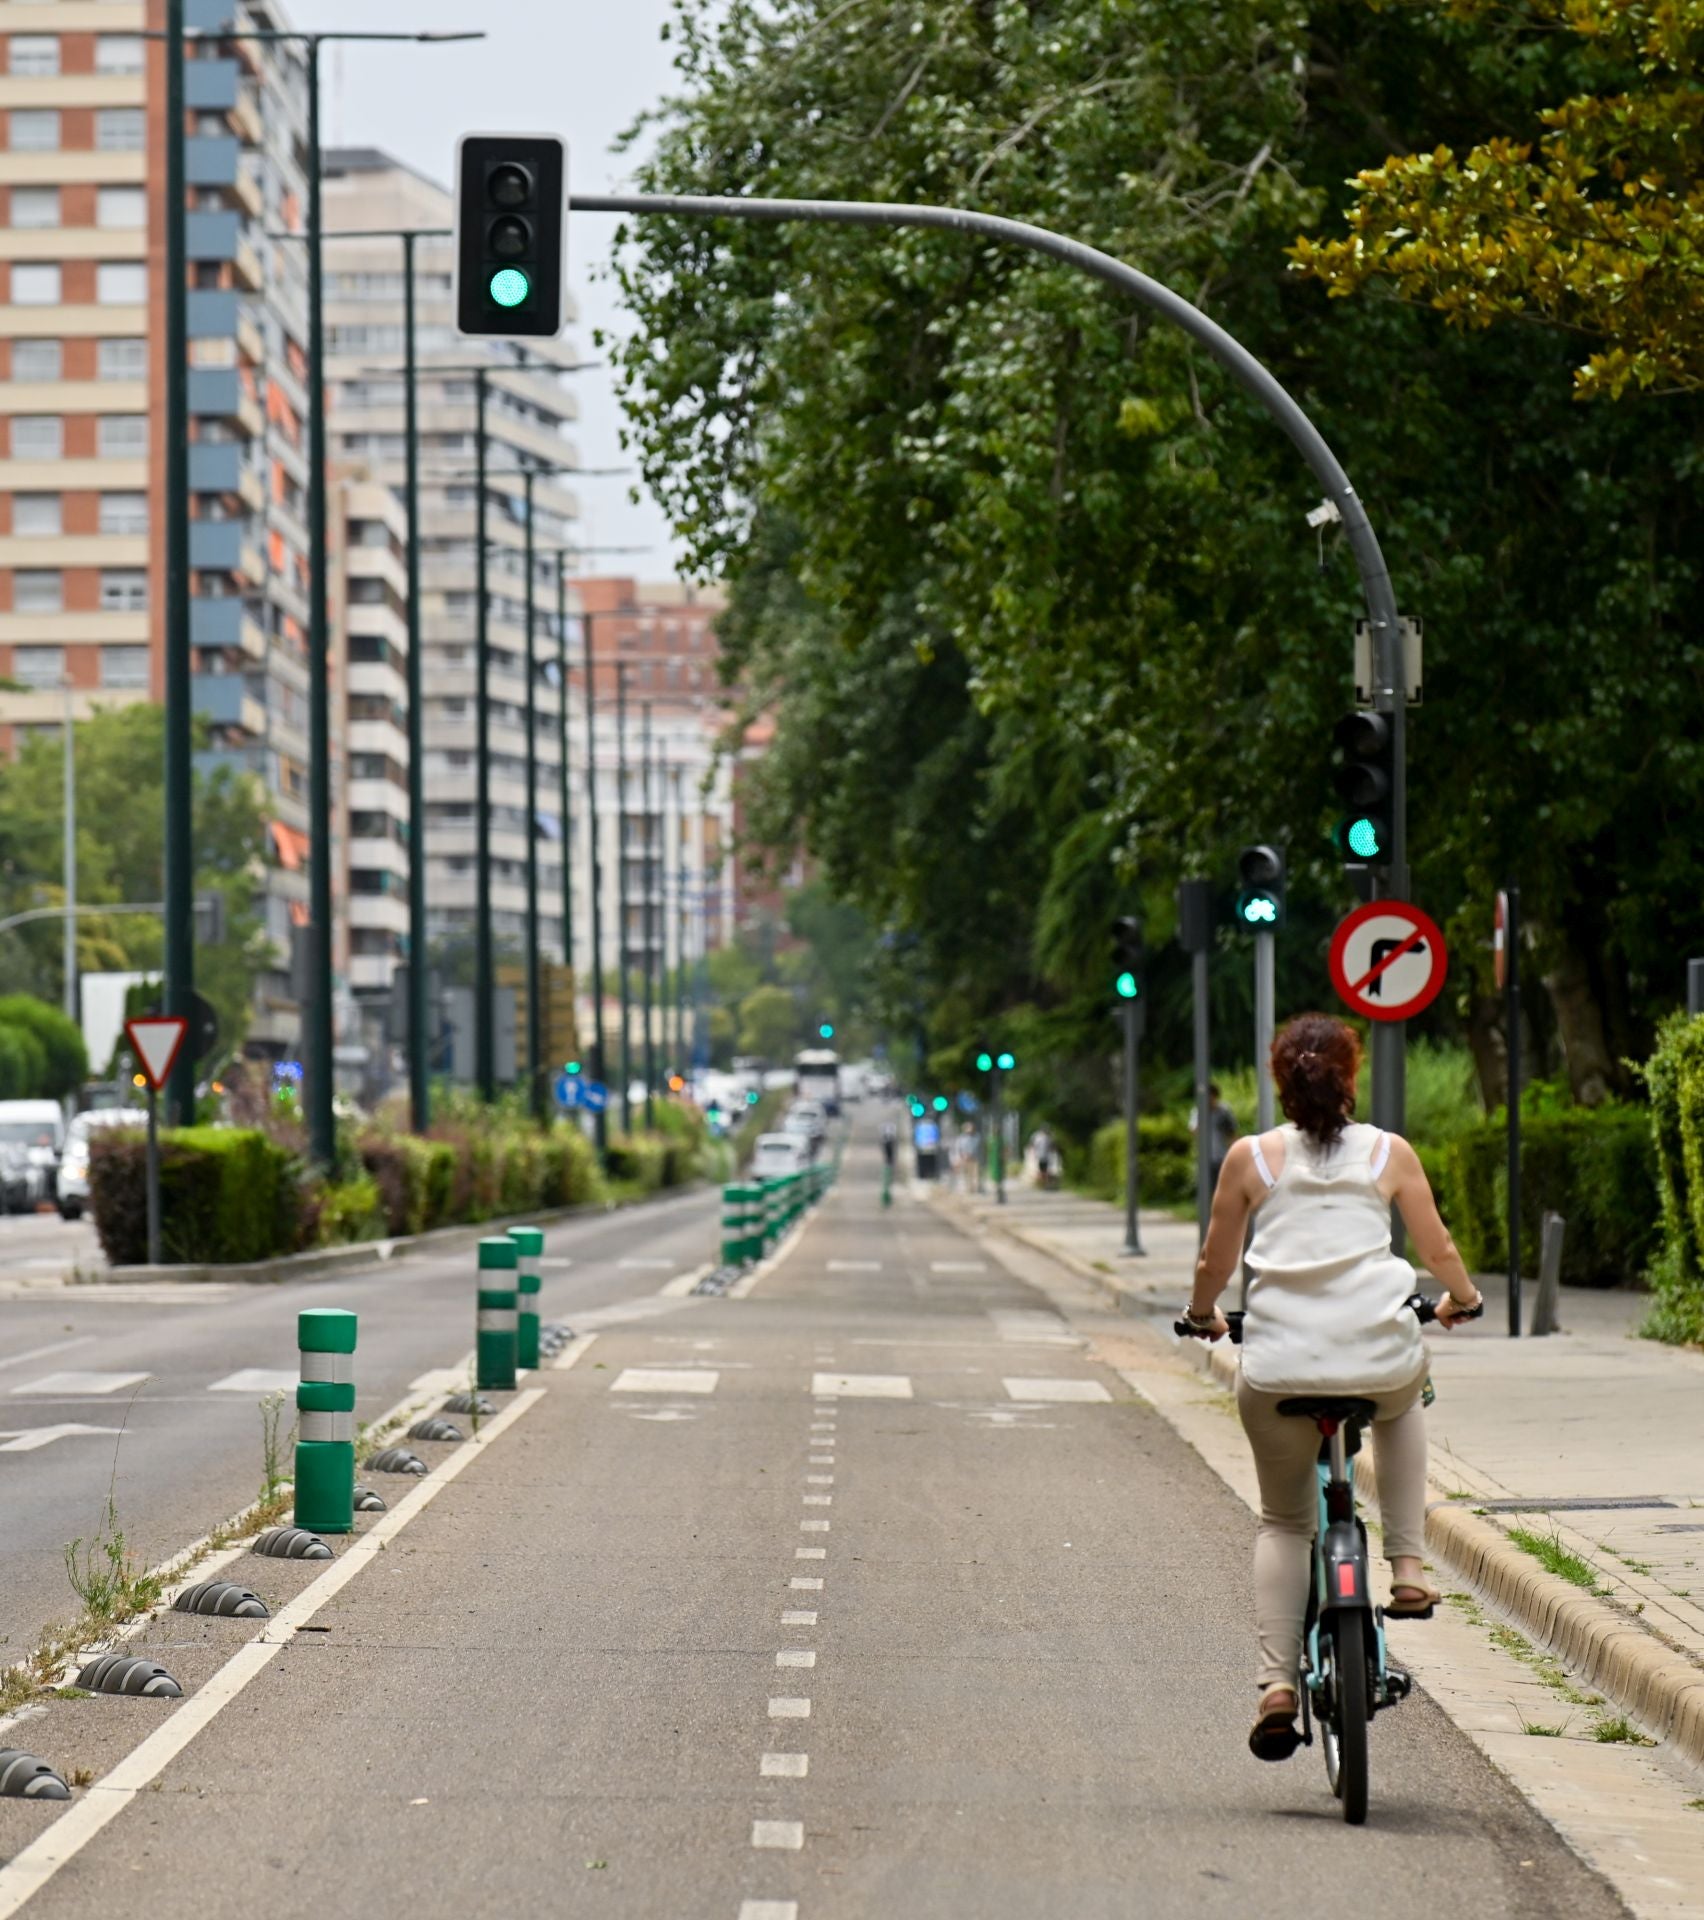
[1241,1121,1425,1394]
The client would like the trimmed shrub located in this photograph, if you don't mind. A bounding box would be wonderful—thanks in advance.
[555,1121,608,1210]
[0,995,87,1098]
[0,1023,48,1101]
[606,1135,666,1192]
[1638,1015,1704,1342]
[1081,1115,1195,1208]
[317,1174,387,1245]
[89,1126,301,1267]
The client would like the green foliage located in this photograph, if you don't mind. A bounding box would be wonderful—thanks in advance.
[0,1022,49,1100]
[737,982,803,1063]
[1082,1115,1197,1208]
[315,1175,387,1247]
[0,995,87,1097]
[1637,1013,1704,1342]
[87,1125,301,1266]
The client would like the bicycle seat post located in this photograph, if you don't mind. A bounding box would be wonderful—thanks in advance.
[1322,1417,1351,1489]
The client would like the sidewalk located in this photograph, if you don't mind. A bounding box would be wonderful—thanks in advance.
[936,1177,1704,1771]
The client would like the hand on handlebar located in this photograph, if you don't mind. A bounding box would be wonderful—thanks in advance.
[1433,1292,1484,1330]
[1175,1308,1231,1342]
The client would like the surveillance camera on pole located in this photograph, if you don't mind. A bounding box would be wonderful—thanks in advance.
[454,134,567,339]
[1236,846,1284,1131]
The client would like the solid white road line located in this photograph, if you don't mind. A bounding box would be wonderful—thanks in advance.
[0,1386,547,1920]
[751,1820,804,1850]
[551,1333,600,1373]
[790,1577,822,1590]
[767,1697,811,1718]
[0,1424,125,1454]
[0,1337,93,1374]
[776,1650,816,1668]
[811,1372,910,1398]
[619,1257,678,1269]
[1002,1377,1113,1403]
[760,1752,808,1777]
[609,1368,719,1394]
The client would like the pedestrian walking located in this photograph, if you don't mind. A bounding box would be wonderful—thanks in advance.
[1178,1013,1482,1763]
[1190,1083,1241,1189]
[1027,1124,1058,1189]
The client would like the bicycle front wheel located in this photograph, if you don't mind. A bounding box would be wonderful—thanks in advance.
[1322,1610,1370,1825]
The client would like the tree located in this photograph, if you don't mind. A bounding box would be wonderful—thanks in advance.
[736,983,801,1063]
[1289,0,1704,398]
[0,996,87,1098]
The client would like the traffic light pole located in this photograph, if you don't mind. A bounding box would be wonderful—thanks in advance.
[991,1066,1005,1206]
[581,611,608,1158]
[556,566,573,990]
[615,663,633,1135]
[523,473,544,1123]
[640,701,657,1130]
[1122,999,1143,1256]
[1505,884,1523,1339]
[474,366,494,1101]
[402,230,428,1134]
[1254,927,1276,1132]
[1193,945,1212,1246]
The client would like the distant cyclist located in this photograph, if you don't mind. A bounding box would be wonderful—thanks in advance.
[880,1122,897,1173]
[1179,1013,1482,1762]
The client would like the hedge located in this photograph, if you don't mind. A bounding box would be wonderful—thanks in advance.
[1639,1014,1704,1343]
[1434,1106,1659,1289]
[0,995,87,1099]
[1081,1114,1196,1208]
[89,1126,301,1266]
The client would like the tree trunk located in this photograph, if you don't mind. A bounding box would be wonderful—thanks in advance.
[1466,993,1507,1113]
[1542,935,1617,1107]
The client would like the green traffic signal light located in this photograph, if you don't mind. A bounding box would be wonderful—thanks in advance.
[996,1051,1016,1071]
[818,1022,835,1040]
[931,1095,950,1112]
[746,1089,760,1106]
[1236,892,1279,927]
[910,1099,925,1117]
[1115,971,1139,1000]
[1345,814,1384,860]
[488,266,530,308]
[564,1059,582,1075]
[975,1051,993,1072]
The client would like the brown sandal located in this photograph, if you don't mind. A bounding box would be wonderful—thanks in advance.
[1386,1581,1440,1620]
[1248,1687,1302,1762]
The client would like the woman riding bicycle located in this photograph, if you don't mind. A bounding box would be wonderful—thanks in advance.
[1180,1013,1482,1762]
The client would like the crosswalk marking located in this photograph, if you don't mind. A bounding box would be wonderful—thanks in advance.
[931,1260,986,1273]
[208,1369,297,1394]
[989,1310,1077,1346]
[10,1370,147,1398]
[827,1260,882,1272]
[610,1368,718,1395]
[0,1423,124,1453]
[811,1372,912,1398]
[1003,1377,1113,1404]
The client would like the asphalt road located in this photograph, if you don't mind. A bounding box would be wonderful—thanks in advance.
[0,1185,720,1649]
[0,1117,1627,1918]
[0,1209,99,1283]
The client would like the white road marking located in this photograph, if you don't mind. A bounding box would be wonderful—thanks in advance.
[809,1456,835,1466]
[989,1309,1077,1346]
[0,1337,93,1374]
[760,1752,808,1778]
[827,1260,881,1272]
[630,1409,700,1422]
[0,1386,547,1920]
[208,1369,297,1395]
[0,1423,124,1454]
[767,1697,811,1718]
[930,1260,986,1273]
[660,1262,714,1298]
[1003,1377,1113,1403]
[10,1370,147,1397]
[571,1297,694,1332]
[550,1333,599,1374]
[619,1257,678,1269]
[610,1368,719,1395]
[751,1820,804,1851]
[776,1650,816,1668]
[806,1475,833,1485]
[811,1372,910,1399]
[0,1283,233,1305]
[538,1257,573,1268]
[803,1495,832,1505]
[739,1901,799,1919]
[782,1611,817,1626]
[800,1520,830,1532]
[965,1407,1058,1427]
[795,1548,826,1561]
[790,1577,822,1590]
[408,1360,475,1394]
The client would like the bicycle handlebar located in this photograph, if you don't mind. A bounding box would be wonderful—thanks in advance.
[1173,1294,1484,1342]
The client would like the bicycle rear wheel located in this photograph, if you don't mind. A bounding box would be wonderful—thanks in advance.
[1322,1610,1370,1825]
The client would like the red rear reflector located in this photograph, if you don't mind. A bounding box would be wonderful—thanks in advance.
[1337,1564,1358,1599]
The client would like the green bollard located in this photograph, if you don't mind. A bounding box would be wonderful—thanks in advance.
[476,1236,519,1391]
[295,1308,356,1534]
[721,1183,742,1266]
[509,1225,544,1369]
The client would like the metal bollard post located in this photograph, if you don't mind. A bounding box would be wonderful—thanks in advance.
[509,1225,544,1369]
[295,1308,356,1534]
[1532,1211,1566,1337]
[476,1236,519,1390]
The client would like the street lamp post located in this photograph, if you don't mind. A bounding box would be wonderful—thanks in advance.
[615,663,633,1135]
[581,612,608,1157]
[640,702,657,1130]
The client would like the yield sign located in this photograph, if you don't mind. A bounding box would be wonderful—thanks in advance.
[125,1015,188,1091]
[1328,900,1449,1025]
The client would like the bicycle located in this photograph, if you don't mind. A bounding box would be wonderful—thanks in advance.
[1175,1292,1483,1825]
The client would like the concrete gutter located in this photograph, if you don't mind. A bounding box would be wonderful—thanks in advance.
[947,1186,1704,1775]
[88,1181,711,1287]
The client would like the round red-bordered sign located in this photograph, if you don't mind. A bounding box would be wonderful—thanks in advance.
[1328,900,1449,1025]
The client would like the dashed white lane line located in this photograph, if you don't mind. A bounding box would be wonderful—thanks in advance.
[776,1650,816,1668]
[619,1257,678,1270]
[811,1372,911,1398]
[796,1548,826,1561]
[609,1368,719,1394]
[930,1260,986,1273]
[802,1495,832,1505]
[790,1577,823,1590]
[10,1370,147,1397]
[800,1520,830,1532]
[782,1611,817,1626]
[207,1368,297,1394]
[740,1899,800,1918]
[805,1475,833,1485]
[809,1455,834,1465]
[0,1337,93,1374]
[768,1697,811,1718]
[751,1821,804,1851]
[1002,1377,1113,1403]
[989,1309,1077,1345]
[827,1260,881,1271]
[760,1753,808,1778]
[538,1257,573,1269]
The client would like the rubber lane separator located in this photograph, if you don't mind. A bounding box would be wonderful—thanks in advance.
[0,1386,548,1920]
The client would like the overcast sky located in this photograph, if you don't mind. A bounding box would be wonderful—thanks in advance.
[321,0,687,573]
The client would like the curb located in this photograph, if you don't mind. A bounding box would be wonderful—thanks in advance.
[951,1188,1704,1775]
[92,1181,713,1287]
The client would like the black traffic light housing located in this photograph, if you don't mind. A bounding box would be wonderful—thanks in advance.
[1234,844,1286,930]
[1332,711,1393,869]
[454,134,567,339]
[1111,916,1145,998]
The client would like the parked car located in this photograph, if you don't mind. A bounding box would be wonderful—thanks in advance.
[0,1101,65,1212]
[750,1132,811,1179]
[56,1107,143,1220]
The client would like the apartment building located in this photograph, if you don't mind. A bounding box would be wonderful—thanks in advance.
[0,0,326,1059]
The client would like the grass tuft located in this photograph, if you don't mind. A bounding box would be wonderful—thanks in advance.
[1506,1526,1606,1594]
[1593,1716,1656,1746]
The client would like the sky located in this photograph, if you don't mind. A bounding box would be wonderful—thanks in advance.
[320,0,688,574]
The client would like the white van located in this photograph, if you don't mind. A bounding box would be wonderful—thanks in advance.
[0,1100,66,1212]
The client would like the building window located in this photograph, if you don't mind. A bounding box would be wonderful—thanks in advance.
[10,185,59,229]
[11,340,61,381]
[12,493,61,536]
[99,646,149,688]
[9,36,58,75]
[12,643,63,684]
[96,187,145,230]
[94,35,145,74]
[95,109,144,152]
[96,262,146,304]
[98,492,148,535]
[11,263,61,306]
[9,110,60,152]
[96,414,147,457]
[97,337,146,380]
[99,568,147,612]
[12,415,62,458]
[13,573,61,614]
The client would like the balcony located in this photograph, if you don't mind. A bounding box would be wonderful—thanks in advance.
[185,57,238,112]
[186,134,240,190]
[187,289,239,340]
[186,209,242,263]
[189,442,242,496]
[189,520,243,571]
[193,672,265,738]
[186,0,237,28]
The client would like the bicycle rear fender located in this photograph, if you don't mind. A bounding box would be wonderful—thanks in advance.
[1319,1519,1372,1614]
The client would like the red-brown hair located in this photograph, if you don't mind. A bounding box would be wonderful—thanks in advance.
[1271,1013,1362,1145]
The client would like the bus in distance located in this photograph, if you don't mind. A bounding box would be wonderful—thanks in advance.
[794,1048,841,1116]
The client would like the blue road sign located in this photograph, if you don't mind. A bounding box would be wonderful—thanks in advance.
[580,1081,609,1113]
[554,1073,582,1111]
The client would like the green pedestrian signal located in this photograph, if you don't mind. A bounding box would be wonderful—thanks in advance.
[1115,971,1139,1000]
[909,1099,925,1118]
[976,1051,994,1072]
[1235,844,1286,930]
[996,1051,1016,1071]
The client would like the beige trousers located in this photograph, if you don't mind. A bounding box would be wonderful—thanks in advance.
[1236,1368,1429,1694]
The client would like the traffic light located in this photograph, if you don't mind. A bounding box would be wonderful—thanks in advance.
[996,1051,1016,1072]
[454,134,567,339]
[975,1050,994,1072]
[746,1089,760,1106]
[1234,845,1286,930]
[563,1059,582,1076]
[931,1095,950,1113]
[1333,712,1393,868]
[1111,916,1144,999]
[818,1022,835,1040]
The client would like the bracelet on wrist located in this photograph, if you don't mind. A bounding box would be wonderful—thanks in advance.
[1183,1305,1216,1329]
